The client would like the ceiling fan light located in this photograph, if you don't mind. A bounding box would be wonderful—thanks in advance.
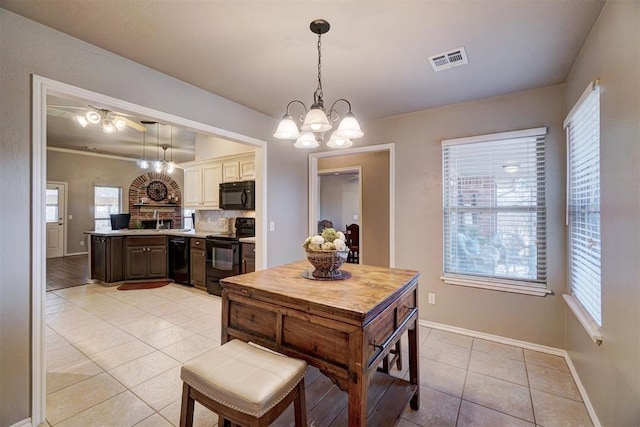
[326,133,353,149]
[113,116,127,131]
[301,108,332,132]
[294,132,320,149]
[102,120,116,133]
[85,110,101,124]
[273,115,300,140]
[139,159,149,169]
[334,113,363,139]
[75,115,89,127]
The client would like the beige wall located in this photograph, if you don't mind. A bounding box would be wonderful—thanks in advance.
[367,84,567,347]
[47,150,185,254]
[563,1,640,425]
[0,10,308,426]
[319,152,390,267]
[319,174,359,232]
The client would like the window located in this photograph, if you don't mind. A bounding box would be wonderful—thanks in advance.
[184,208,195,230]
[46,188,60,223]
[442,127,549,296]
[564,81,602,339]
[94,186,121,231]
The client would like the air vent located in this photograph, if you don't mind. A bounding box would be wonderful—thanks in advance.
[428,47,468,72]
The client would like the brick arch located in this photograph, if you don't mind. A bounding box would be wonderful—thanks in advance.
[128,172,182,229]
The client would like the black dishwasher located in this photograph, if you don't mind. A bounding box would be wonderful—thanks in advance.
[168,236,190,285]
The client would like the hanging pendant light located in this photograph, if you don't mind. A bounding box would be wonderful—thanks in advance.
[166,126,175,174]
[138,121,152,170]
[153,123,163,173]
[273,19,363,149]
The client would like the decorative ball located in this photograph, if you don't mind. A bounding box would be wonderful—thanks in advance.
[305,249,349,278]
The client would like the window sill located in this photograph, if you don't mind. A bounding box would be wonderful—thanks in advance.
[441,275,552,297]
[563,294,603,345]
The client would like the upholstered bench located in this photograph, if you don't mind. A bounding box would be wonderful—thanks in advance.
[179,339,308,427]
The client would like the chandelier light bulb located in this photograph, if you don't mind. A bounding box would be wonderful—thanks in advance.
[85,110,101,124]
[326,133,353,149]
[334,112,364,139]
[113,116,127,131]
[273,115,300,140]
[301,108,332,133]
[166,161,175,174]
[294,132,320,149]
[75,115,89,127]
[102,120,116,133]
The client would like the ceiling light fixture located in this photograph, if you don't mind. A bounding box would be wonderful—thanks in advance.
[273,19,363,149]
[503,164,520,173]
[75,107,130,134]
[141,123,175,174]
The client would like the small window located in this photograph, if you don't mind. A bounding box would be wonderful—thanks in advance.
[565,82,601,330]
[442,127,548,296]
[94,186,121,231]
[184,208,195,230]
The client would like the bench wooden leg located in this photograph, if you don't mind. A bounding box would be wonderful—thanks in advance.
[180,383,195,427]
[293,379,307,427]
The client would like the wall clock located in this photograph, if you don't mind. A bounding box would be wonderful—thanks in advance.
[146,181,168,202]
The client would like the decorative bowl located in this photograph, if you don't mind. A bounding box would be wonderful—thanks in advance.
[305,249,349,278]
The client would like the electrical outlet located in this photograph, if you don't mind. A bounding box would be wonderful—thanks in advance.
[428,293,436,304]
[79,241,84,246]
[269,221,275,232]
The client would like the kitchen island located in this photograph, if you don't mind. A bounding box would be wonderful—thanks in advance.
[220,260,420,426]
[85,229,211,284]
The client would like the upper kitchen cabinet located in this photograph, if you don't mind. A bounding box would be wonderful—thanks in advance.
[223,155,255,183]
[183,160,222,209]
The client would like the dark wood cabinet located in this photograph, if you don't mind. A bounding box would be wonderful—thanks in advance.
[91,235,123,282]
[124,236,167,280]
[190,238,206,290]
[241,242,256,274]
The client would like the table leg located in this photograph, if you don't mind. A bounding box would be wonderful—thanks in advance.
[348,369,368,427]
[408,320,420,410]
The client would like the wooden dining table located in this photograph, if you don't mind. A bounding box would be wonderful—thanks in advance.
[220,260,420,426]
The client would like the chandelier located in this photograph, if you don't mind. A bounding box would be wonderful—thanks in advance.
[273,19,363,149]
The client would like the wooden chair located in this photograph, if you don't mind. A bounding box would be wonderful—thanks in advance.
[180,340,307,427]
[345,224,359,264]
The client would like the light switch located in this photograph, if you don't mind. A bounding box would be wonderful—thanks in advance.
[68,214,73,220]
[269,221,275,232]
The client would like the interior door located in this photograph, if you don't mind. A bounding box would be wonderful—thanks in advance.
[46,182,66,258]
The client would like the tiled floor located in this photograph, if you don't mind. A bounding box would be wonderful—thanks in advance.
[45,283,593,426]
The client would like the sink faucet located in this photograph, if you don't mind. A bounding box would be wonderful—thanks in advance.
[153,210,161,229]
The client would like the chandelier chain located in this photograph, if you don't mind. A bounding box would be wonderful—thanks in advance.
[315,32,324,106]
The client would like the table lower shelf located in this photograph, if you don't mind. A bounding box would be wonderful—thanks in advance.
[270,366,418,427]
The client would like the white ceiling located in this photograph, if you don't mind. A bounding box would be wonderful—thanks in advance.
[3,1,605,159]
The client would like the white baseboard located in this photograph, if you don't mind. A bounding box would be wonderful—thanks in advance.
[64,251,88,256]
[9,418,32,427]
[419,320,601,427]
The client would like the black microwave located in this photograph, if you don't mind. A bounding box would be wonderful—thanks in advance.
[219,181,255,210]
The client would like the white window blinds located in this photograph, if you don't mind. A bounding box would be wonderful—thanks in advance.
[442,128,547,290]
[565,82,601,326]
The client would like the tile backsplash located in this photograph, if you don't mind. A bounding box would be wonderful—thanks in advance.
[195,210,255,233]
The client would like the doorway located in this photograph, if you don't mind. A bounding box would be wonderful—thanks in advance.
[46,181,67,258]
[31,76,268,424]
[309,144,395,268]
[318,168,362,262]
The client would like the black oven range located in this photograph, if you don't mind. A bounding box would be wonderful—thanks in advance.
[205,217,255,296]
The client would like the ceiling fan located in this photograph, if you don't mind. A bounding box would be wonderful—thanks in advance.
[47,104,146,133]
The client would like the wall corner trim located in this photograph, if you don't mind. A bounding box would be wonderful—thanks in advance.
[419,320,601,427]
